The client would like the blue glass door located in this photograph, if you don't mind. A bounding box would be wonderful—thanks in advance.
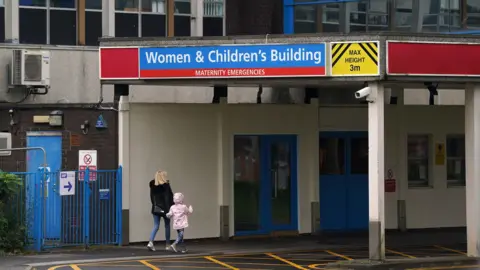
[27,131,62,240]
[319,132,368,231]
[264,135,298,232]
[234,135,298,235]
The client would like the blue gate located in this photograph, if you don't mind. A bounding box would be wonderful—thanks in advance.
[11,167,122,251]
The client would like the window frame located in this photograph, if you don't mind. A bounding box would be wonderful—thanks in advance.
[446,134,466,187]
[407,134,431,188]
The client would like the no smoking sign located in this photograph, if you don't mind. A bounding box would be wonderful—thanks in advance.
[79,150,97,181]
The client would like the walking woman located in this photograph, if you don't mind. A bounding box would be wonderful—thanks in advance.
[147,170,174,251]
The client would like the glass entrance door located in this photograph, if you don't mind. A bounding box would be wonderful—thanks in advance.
[234,135,298,235]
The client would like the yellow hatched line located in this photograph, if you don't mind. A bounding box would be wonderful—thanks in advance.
[386,248,416,258]
[433,245,467,255]
[266,253,309,270]
[139,260,161,270]
[325,250,353,261]
[204,256,239,270]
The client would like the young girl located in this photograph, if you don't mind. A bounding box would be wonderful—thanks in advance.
[166,192,193,253]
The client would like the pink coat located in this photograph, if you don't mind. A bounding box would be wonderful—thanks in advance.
[166,193,193,230]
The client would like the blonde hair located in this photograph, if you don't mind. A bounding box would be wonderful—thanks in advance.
[154,170,168,186]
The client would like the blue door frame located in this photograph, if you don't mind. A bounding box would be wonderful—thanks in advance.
[319,131,368,231]
[235,135,298,235]
[26,131,63,240]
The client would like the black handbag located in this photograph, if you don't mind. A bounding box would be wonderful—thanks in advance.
[153,198,165,215]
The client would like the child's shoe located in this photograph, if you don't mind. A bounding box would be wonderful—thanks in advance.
[170,243,178,253]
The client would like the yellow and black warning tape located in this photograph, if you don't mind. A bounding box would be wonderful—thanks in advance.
[331,42,378,67]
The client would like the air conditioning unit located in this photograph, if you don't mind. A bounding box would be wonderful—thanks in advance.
[11,49,50,87]
[0,132,12,156]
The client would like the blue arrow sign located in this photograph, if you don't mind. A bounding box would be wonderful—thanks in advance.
[64,182,72,192]
[59,171,75,196]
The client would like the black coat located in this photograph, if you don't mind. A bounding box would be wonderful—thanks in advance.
[149,180,174,216]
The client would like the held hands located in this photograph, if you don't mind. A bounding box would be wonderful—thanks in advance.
[166,212,172,218]
[188,205,193,213]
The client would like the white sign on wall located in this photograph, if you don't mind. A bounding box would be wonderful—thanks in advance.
[59,171,75,196]
[79,150,97,181]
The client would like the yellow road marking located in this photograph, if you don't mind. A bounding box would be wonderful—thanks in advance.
[386,248,416,258]
[434,245,468,255]
[48,265,70,270]
[325,250,353,261]
[80,265,144,267]
[70,266,82,270]
[266,253,309,270]
[139,260,161,270]
[204,256,240,270]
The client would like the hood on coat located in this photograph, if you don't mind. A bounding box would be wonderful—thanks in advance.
[173,192,184,204]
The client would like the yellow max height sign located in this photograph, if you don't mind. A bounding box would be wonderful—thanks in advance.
[330,41,380,76]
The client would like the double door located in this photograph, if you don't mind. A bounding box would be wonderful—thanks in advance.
[319,132,369,231]
[233,135,298,235]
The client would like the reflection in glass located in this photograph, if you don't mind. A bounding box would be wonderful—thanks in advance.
[270,141,292,225]
[142,0,165,13]
[86,0,102,9]
[394,0,413,31]
[407,135,429,186]
[175,0,191,14]
[49,0,75,8]
[319,138,345,175]
[446,135,465,185]
[115,0,139,11]
[467,0,480,28]
[420,0,460,32]
[20,0,47,7]
[350,137,368,174]
[234,136,261,232]
[294,4,340,33]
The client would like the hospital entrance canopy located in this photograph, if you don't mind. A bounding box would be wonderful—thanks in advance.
[99,33,480,87]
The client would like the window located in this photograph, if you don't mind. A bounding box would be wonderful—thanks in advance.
[446,135,465,186]
[20,0,76,45]
[467,0,480,29]
[420,0,461,32]
[114,0,195,37]
[85,0,102,46]
[203,0,224,36]
[407,135,430,187]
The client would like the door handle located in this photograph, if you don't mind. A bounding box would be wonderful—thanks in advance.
[272,170,278,198]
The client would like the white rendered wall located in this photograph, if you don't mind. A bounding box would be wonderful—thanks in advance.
[128,103,465,242]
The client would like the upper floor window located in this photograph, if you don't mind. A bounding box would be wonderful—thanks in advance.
[20,0,77,45]
[408,134,430,188]
[466,0,480,29]
[446,135,465,187]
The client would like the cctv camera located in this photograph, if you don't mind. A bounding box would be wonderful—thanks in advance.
[355,87,371,99]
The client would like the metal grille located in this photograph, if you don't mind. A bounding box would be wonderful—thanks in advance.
[24,54,42,82]
[204,0,223,17]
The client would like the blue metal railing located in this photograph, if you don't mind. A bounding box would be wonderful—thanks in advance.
[9,167,122,251]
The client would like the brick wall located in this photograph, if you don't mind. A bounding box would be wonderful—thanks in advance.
[0,108,117,172]
[226,0,283,35]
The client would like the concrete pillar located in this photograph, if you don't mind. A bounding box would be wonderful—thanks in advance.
[191,0,204,36]
[215,86,229,240]
[308,97,320,234]
[118,92,130,245]
[102,0,115,37]
[465,84,480,257]
[367,82,385,260]
[5,0,19,43]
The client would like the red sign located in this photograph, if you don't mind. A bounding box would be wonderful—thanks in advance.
[79,165,97,181]
[385,179,396,193]
[100,47,139,79]
[387,41,480,76]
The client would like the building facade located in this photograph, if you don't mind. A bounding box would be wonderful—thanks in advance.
[0,0,477,245]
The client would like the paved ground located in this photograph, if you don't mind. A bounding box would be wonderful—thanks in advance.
[29,244,471,270]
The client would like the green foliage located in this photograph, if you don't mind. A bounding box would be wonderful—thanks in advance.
[0,172,28,254]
